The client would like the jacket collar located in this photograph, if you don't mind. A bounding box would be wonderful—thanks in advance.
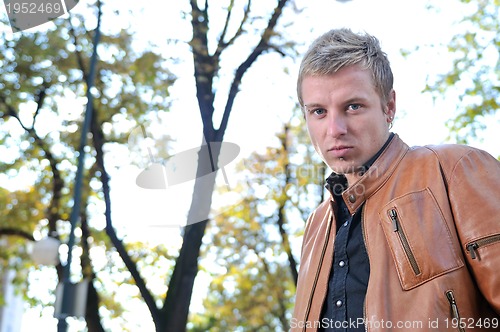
[333,134,409,214]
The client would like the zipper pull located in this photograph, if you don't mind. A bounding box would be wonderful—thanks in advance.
[466,242,479,260]
[446,290,465,332]
[446,290,460,319]
[388,209,398,232]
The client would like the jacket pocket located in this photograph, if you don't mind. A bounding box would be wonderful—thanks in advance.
[466,234,500,260]
[379,188,464,290]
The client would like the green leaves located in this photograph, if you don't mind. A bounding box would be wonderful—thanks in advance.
[425,0,500,143]
[0,8,176,327]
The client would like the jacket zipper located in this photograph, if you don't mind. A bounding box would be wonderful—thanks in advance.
[446,290,465,332]
[466,234,500,259]
[388,208,421,275]
[302,204,334,331]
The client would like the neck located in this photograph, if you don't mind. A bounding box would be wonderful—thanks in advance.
[345,169,363,188]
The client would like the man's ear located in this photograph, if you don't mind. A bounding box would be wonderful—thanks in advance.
[385,89,396,123]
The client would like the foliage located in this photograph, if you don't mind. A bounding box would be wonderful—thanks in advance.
[0,0,299,330]
[424,0,500,143]
[0,187,41,299]
[0,3,174,330]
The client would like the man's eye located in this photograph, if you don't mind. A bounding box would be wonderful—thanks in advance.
[347,104,361,111]
[312,109,326,115]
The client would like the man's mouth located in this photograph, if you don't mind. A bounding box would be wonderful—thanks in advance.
[328,146,352,158]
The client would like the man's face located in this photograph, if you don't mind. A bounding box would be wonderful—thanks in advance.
[301,65,395,183]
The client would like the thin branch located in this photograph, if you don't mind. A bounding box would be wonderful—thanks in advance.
[32,85,48,125]
[0,228,35,241]
[75,0,160,323]
[190,0,200,13]
[215,0,252,57]
[203,0,209,23]
[0,83,49,131]
[268,43,287,57]
[69,18,89,84]
[0,93,64,241]
[217,0,289,141]
[0,94,29,131]
[217,0,235,52]
[277,124,298,285]
[90,101,161,323]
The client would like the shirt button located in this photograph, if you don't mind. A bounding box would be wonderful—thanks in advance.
[336,300,343,307]
[348,194,356,203]
[339,260,345,267]
[343,221,349,227]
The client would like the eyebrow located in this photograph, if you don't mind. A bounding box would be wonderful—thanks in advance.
[305,96,369,109]
[303,103,324,109]
[344,97,368,104]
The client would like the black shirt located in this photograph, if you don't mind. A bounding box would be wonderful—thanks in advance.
[319,133,394,331]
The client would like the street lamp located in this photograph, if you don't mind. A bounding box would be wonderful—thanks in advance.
[31,236,89,327]
[31,236,60,266]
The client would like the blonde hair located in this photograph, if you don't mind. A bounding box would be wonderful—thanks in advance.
[297,28,393,108]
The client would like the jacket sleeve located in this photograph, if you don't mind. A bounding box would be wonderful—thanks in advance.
[445,147,500,313]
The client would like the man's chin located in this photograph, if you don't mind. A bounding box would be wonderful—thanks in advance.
[328,164,363,176]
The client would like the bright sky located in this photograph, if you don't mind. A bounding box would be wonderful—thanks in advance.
[2,0,499,331]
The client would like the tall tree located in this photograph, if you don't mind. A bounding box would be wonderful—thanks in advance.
[162,1,294,331]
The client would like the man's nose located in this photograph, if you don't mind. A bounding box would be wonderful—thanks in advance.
[326,113,347,138]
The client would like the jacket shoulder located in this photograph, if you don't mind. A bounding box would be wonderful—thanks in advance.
[406,144,499,190]
[424,143,485,159]
[410,143,496,171]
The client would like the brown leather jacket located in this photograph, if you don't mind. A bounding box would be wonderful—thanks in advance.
[292,134,500,331]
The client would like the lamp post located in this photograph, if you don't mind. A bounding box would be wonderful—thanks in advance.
[56,11,101,332]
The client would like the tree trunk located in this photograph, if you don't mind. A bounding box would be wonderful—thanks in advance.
[159,1,290,330]
[160,135,221,331]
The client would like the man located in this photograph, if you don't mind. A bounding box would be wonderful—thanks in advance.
[291,28,500,331]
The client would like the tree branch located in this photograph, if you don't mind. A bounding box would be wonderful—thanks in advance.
[0,93,64,243]
[277,124,298,285]
[69,17,89,84]
[190,0,216,131]
[0,228,35,241]
[215,0,252,57]
[268,43,287,57]
[216,0,235,53]
[0,94,29,131]
[217,0,289,141]
[90,105,161,324]
[32,84,48,125]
